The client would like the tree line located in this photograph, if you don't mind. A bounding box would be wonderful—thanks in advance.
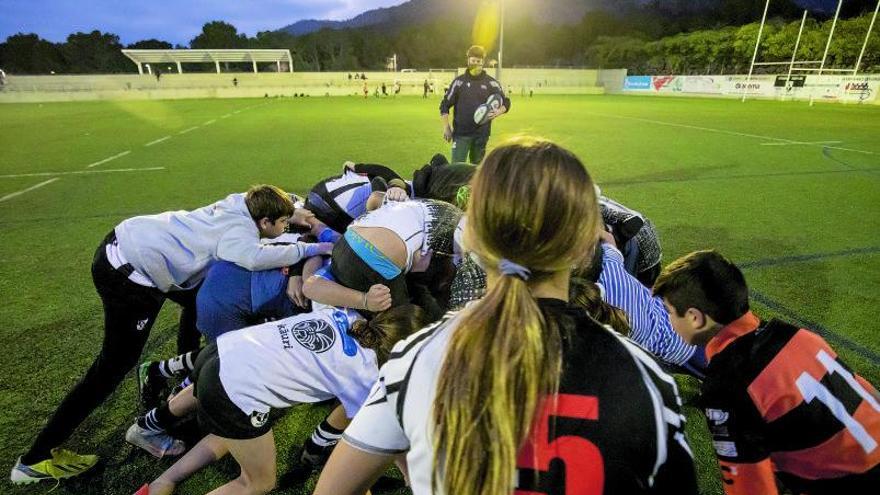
[586,13,880,74]
[1,11,877,75]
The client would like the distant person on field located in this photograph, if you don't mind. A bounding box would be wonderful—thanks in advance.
[654,250,880,495]
[440,45,510,164]
[360,72,366,80]
[232,78,238,87]
[381,82,387,96]
[423,79,429,98]
[0,68,6,88]
[9,186,333,485]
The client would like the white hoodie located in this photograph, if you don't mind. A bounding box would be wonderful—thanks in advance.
[115,193,316,292]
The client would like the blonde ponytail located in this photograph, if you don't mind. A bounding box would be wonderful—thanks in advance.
[432,138,600,494]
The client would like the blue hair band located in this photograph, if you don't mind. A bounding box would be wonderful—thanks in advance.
[498,258,531,281]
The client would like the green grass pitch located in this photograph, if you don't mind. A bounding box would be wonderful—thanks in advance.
[0,94,878,494]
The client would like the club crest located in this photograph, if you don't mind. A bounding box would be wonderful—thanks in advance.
[291,318,336,353]
[250,411,269,428]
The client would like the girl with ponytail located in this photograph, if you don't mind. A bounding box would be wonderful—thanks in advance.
[315,138,697,495]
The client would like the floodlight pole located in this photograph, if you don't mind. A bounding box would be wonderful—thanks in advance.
[742,0,771,102]
[785,10,809,100]
[811,0,843,106]
[496,0,504,83]
[854,0,880,75]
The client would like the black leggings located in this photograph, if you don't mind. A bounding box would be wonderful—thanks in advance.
[23,231,199,462]
[329,235,409,315]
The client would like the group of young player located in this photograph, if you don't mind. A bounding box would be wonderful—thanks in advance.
[9,46,880,495]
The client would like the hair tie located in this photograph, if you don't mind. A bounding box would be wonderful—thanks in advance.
[498,259,531,281]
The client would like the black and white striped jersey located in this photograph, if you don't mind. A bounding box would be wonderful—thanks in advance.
[343,299,698,494]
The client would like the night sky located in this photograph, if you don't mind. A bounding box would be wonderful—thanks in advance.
[0,0,406,45]
[0,0,844,46]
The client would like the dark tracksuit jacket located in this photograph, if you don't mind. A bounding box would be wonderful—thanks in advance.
[440,70,511,138]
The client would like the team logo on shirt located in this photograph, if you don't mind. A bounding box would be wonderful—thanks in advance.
[289,318,336,353]
[250,411,269,428]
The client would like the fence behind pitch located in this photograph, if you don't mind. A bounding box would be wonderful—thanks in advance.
[0,69,625,103]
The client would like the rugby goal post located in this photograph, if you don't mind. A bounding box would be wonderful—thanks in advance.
[742,0,880,104]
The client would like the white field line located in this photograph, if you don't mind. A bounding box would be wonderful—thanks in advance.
[760,140,843,146]
[0,178,59,203]
[178,126,200,135]
[86,150,131,169]
[220,113,232,119]
[144,136,171,147]
[232,110,241,114]
[204,119,216,126]
[0,167,165,179]
[583,111,876,155]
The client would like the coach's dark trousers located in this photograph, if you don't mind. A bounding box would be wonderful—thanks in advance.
[23,230,199,462]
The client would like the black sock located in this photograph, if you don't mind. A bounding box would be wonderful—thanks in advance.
[307,419,344,451]
[20,449,50,466]
[156,350,198,378]
[137,402,176,433]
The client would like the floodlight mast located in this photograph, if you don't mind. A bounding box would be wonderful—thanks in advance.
[496,0,505,83]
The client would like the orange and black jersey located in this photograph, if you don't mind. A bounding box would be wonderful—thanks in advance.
[701,312,880,495]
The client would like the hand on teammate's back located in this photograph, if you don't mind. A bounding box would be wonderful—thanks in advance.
[365,284,392,312]
[286,276,309,308]
[385,187,409,202]
[599,229,617,247]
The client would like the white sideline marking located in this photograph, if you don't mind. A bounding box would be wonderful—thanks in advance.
[178,126,199,135]
[0,167,165,179]
[220,114,231,119]
[0,178,59,203]
[583,111,877,155]
[86,150,131,169]
[204,119,216,125]
[761,140,842,147]
[232,110,241,114]
[145,136,171,147]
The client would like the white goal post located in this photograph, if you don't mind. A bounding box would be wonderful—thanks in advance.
[742,0,880,103]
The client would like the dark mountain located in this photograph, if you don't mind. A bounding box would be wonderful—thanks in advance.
[278,0,848,37]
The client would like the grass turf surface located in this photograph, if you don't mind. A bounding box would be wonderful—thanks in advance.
[0,94,878,494]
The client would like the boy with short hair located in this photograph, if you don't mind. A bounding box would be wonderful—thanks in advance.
[11,184,333,485]
[654,250,880,494]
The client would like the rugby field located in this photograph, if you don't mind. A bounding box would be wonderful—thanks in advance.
[1,93,878,494]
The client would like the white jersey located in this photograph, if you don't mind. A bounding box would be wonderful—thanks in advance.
[343,314,458,493]
[352,200,430,271]
[216,307,379,419]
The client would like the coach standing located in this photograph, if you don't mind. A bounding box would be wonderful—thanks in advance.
[440,45,510,164]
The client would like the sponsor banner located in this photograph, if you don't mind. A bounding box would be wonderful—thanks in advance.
[623,75,652,91]
[621,74,879,102]
[721,75,777,97]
